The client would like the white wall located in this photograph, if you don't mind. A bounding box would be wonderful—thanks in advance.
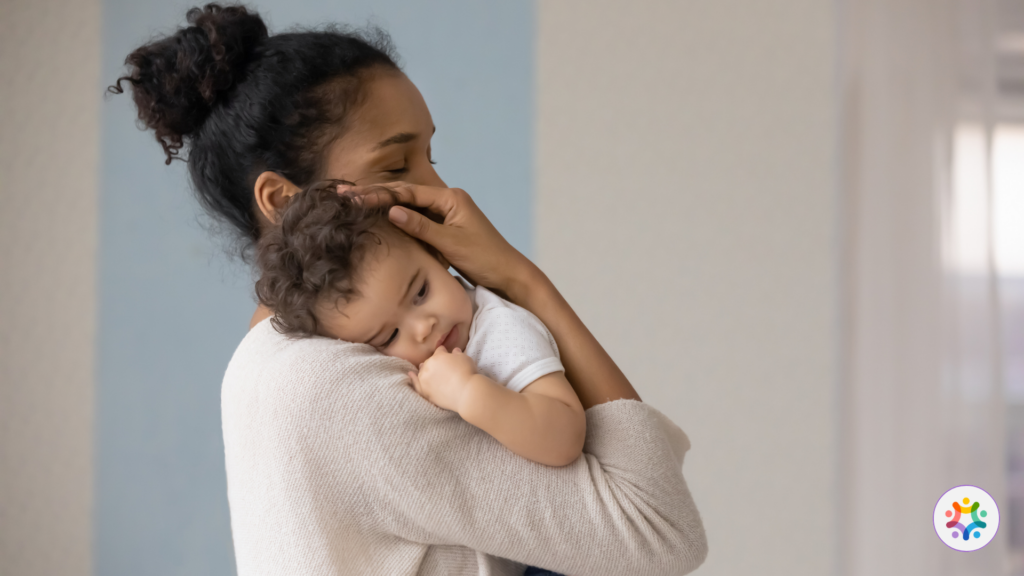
[536,2,840,574]
[0,0,100,574]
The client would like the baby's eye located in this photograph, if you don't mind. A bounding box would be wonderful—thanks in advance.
[417,280,428,299]
[381,328,398,348]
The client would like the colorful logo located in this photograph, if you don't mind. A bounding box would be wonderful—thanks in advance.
[933,485,1000,552]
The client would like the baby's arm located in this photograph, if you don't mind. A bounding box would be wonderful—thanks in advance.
[408,347,586,467]
[461,371,585,467]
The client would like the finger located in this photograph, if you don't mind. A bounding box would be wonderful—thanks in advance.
[340,182,410,208]
[408,371,423,395]
[389,205,449,247]
[346,185,393,207]
[383,182,460,221]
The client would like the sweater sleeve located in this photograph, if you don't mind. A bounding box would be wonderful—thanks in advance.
[327,345,709,576]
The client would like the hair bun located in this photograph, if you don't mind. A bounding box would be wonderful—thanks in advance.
[110,3,268,164]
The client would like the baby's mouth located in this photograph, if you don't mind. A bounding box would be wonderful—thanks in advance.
[438,325,458,352]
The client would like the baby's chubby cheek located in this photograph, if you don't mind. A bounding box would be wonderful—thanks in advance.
[390,348,432,370]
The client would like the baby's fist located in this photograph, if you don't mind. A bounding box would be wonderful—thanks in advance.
[410,347,478,412]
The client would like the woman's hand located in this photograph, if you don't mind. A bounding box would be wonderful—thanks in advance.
[407,346,479,413]
[342,182,537,298]
[344,181,642,409]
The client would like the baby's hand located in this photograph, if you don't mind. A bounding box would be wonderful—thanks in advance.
[408,347,478,413]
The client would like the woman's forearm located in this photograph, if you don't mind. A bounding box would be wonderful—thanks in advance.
[502,265,641,410]
[459,374,585,467]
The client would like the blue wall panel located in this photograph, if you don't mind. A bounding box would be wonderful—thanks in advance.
[97,1,533,573]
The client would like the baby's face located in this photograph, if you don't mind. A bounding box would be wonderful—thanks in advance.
[317,235,474,367]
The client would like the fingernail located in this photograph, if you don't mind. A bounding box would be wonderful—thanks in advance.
[389,206,408,224]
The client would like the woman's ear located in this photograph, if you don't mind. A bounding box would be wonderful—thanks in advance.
[254,171,302,224]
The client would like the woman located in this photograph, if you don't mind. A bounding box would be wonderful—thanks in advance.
[111,4,708,575]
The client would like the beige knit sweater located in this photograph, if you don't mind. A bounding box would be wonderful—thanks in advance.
[222,317,708,576]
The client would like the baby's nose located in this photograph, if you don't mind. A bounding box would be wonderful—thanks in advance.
[418,319,438,344]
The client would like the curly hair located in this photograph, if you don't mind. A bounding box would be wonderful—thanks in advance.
[108,3,401,257]
[255,182,441,338]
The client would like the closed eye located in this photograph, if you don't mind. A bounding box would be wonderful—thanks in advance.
[377,280,428,348]
[384,151,437,175]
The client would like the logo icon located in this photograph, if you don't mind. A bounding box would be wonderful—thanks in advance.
[933,485,1000,552]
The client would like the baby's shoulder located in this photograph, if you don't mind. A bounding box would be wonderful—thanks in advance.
[471,287,549,334]
[473,286,530,319]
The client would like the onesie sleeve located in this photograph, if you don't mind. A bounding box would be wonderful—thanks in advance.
[467,296,565,393]
[342,352,709,576]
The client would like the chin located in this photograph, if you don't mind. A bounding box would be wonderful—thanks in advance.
[404,353,426,367]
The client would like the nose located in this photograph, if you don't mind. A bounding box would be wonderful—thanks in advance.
[413,313,439,347]
[412,160,446,188]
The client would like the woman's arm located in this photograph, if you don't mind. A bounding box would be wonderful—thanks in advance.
[502,266,640,409]
[353,183,642,409]
[353,364,707,576]
[229,308,706,575]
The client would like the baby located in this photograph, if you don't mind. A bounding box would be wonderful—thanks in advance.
[255,182,586,468]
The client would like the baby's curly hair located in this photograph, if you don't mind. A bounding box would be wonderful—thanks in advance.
[255,181,440,337]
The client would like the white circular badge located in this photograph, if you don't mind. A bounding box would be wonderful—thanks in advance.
[933,485,1000,552]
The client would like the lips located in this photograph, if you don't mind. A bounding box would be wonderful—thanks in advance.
[437,325,458,352]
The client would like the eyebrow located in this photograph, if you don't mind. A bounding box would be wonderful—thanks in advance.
[372,132,417,151]
[366,268,421,345]
[371,126,437,151]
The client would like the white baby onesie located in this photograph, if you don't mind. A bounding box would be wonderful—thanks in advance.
[455,275,565,393]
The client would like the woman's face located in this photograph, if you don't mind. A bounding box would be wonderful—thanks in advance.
[322,71,446,188]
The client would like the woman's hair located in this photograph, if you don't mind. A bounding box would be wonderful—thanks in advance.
[108,3,400,257]
[255,183,441,338]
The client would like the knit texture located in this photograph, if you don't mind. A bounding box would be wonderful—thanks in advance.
[222,317,708,575]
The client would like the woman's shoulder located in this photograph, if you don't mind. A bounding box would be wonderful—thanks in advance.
[220,316,453,483]
[222,317,414,404]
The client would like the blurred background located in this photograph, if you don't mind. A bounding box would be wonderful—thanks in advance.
[1,0,1022,575]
